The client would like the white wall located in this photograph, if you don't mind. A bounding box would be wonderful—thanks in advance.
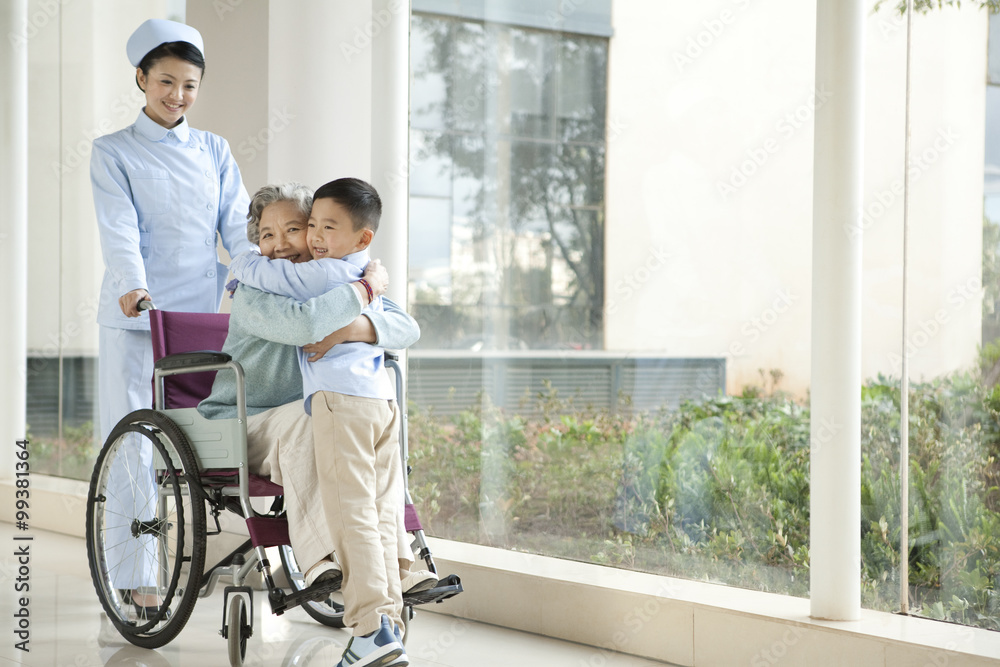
[187,0,376,194]
[26,0,166,359]
[605,2,987,397]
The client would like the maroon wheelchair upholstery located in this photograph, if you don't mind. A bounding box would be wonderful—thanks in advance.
[148,310,230,409]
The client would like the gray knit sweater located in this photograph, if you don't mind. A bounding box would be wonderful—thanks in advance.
[197,284,419,420]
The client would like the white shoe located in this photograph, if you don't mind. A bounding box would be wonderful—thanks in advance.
[400,569,437,594]
[305,559,342,587]
[336,615,406,666]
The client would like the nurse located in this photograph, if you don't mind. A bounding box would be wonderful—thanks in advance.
[90,18,252,609]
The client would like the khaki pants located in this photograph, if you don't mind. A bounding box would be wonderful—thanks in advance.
[246,400,335,571]
[312,391,403,636]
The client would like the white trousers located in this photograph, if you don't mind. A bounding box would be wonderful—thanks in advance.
[98,326,157,588]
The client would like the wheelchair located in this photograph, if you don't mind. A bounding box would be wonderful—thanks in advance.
[85,305,462,665]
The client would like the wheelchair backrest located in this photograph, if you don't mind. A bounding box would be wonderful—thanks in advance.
[149,310,231,409]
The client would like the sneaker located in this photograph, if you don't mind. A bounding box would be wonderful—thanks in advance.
[336,615,405,667]
[385,624,408,666]
[400,569,437,594]
[305,559,342,588]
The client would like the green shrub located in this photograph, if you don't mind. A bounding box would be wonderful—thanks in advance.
[407,372,1000,631]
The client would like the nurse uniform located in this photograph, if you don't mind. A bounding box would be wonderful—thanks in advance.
[90,18,252,589]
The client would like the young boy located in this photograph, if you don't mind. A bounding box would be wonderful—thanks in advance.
[229,178,414,667]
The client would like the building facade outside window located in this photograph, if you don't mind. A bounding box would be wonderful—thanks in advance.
[409,12,608,352]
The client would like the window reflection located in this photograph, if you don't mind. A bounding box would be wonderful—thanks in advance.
[410,14,607,351]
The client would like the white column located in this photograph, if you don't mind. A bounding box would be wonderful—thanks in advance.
[369,0,410,309]
[266,0,373,190]
[0,0,29,479]
[810,0,865,621]
[0,0,29,478]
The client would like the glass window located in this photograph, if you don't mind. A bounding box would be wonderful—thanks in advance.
[407,4,1000,635]
[989,12,1000,84]
[409,14,606,352]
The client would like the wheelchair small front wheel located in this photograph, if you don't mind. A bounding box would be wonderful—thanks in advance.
[86,409,206,649]
[278,544,346,628]
[227,594,251,666]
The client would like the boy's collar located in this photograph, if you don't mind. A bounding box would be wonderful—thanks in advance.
[338,249,370,268]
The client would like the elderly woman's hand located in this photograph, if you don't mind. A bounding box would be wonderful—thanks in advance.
[303,314,378,361]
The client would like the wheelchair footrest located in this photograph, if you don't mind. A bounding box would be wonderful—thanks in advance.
[268,578,343,616]
[403,574,463,606]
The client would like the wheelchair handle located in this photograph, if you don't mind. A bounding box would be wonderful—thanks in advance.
[138,299,156,311]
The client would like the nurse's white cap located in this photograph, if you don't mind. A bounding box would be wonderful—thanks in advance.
[126,19,204,67]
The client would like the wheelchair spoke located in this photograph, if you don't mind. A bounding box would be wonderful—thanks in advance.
[87,411,205,648]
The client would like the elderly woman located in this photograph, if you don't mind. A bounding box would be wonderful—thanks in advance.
[198,182,435,594]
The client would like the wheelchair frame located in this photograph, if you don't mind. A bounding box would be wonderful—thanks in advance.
[86,332,461,665]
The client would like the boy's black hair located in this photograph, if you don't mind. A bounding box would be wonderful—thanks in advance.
[312,177,382,233]
[136,41,206,91]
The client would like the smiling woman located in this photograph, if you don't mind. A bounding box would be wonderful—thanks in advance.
[89,17,253,607]
[136,58,202,129]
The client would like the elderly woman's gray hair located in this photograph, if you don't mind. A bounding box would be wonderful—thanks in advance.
[245,182,313,244]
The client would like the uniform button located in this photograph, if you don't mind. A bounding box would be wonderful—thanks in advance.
[168,131,174,138]
[207,270,216,278]
[205,203,212,211]
[204,169,212,177]
[205,238,213,246]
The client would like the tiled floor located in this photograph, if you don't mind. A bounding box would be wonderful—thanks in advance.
[0,522,671,666]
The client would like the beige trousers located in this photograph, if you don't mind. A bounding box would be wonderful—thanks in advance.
[312,392,404,636]
[245,400,411,580]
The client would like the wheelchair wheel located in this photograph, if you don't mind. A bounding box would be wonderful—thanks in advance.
[227,595,251,666]
[277,544,346,628]
[86,409,206,649]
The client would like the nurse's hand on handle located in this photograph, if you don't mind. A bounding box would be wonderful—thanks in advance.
[119,288,152,317]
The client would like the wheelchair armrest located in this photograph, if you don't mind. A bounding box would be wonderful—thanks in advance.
[385,351,399,362]
[155,351,232,372]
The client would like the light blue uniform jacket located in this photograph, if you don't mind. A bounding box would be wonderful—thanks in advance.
[91,110,253,329]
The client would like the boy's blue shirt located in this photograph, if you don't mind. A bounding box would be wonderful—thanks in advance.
[229,250,395,414]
